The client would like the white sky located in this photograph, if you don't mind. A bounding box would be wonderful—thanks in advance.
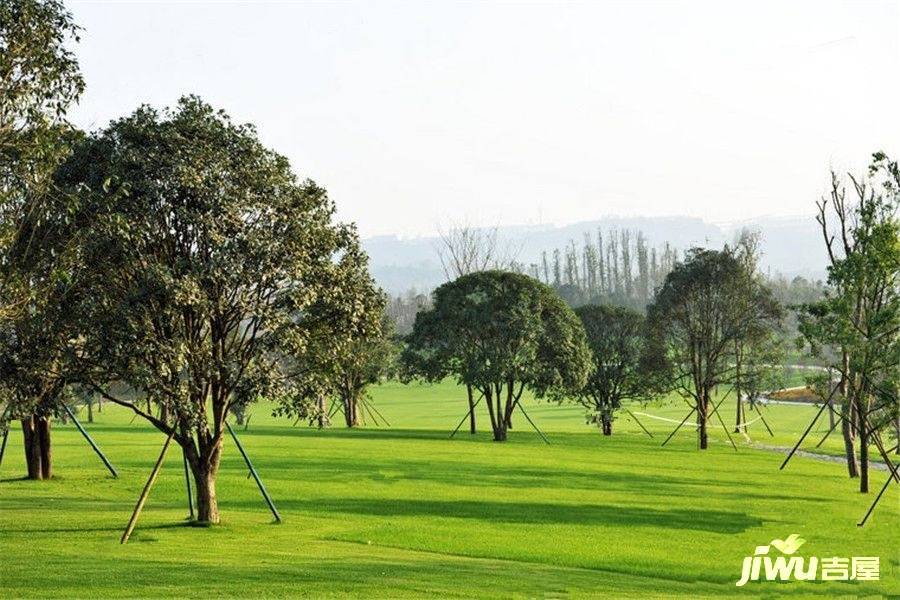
[68,1,900,238]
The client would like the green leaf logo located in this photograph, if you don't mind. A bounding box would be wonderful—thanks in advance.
[770,534,806,555]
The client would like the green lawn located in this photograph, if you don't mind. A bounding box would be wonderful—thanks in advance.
[0,381,897,598]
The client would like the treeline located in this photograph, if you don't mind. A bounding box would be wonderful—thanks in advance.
[388,229,829,335]
[516,229,680,310]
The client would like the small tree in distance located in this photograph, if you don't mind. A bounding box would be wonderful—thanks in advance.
[403,271,592,441]
[574,304,663,435]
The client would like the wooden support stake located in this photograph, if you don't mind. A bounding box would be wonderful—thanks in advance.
[182,449,194,520]
[121,432,174,544]
[225,421,282,523]
[623,407,654,438]
[0,428,8,472]
[450,393,483,438]
[62,403,118,478]
[662,408,696,447]
[857,463,898,527]
[516,401,550,445]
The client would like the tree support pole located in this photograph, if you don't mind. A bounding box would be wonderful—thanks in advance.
[182,449,194,520]
[857,463,897,527]
[449,394,483,438]
[0,428,8,473]
[515,401,550,445]
[708,397,738,451]
[225,421,281,523]
[359,399,382,427]
[365,400,391,427]
[61,403,118,478]
[0,405,10,472]
[751,403,775,437]
[662,408,696,447]
[780,383,840,470]
[622,407,654,438]
[121,432,174,544]
[815,415,841,448]
[328,398,344,419]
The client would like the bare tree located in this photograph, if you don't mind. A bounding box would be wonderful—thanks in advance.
[436,221,519,280]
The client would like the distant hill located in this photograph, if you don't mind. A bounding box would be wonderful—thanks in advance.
[362,215,828,295]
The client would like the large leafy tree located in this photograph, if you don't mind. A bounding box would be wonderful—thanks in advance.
[56,96,380,523]
[573,304,662,435]
[0,0,84,479]
[647,248,782,449]
[403,271,592,441]
[798,153,899,492]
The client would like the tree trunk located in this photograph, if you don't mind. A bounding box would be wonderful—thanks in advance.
[895,415,900,455]
[466,384,476,434]
[484,386,508,442]
[601,411,612,436]
[21,415,51,480]
[316,395,328,429]
[186,444,222,524]
[734,344,743,433]
[840,403,859,478]
[344,395,359,428]
[194,466,220,524]
[38,417,51,479]
[698,392,709,450]
[87,400,94,423]
[858,406,869,493]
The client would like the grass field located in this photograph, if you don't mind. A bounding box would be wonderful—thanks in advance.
[0,381,897,598]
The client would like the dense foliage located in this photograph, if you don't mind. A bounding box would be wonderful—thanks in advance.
[403,271,592,441]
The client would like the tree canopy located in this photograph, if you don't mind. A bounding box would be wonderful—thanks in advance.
[403,270,592,441]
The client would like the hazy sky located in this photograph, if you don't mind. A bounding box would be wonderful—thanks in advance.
[67,1,900,238]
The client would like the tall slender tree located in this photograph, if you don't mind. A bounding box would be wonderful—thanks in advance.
[798,153,899,491]
[647,248,783,449]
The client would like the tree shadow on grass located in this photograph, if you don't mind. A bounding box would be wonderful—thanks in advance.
[248,427,473,443]
[271,497,764,534]
[0,521,194,535]
[246,456,832,503]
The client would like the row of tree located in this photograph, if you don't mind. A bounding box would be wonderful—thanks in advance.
[519,229,681,310]
[401,237,783,447]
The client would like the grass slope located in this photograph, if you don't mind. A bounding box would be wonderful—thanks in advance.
[0,380,897,598]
